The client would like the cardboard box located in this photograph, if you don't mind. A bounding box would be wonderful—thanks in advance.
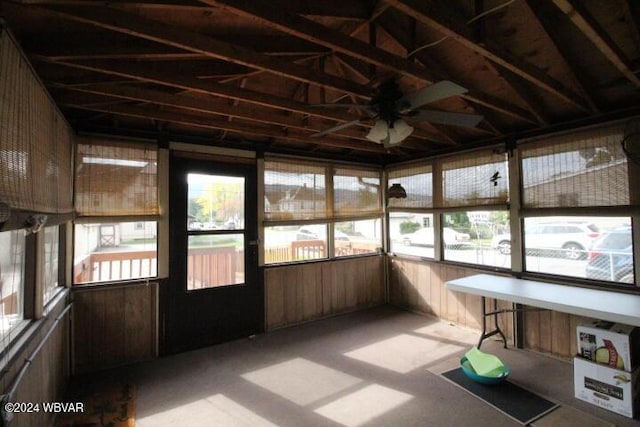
[574,357,640,418]
[577,319,640,371]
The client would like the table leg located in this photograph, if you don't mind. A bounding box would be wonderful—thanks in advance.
[477,296,508,349]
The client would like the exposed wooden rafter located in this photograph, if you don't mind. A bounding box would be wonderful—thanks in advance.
[30,3,373,99]
[523,0,600,113]
[61,101,389,153]
[551,0,640,87]
[384,0,592,112]
[201,0,539,125]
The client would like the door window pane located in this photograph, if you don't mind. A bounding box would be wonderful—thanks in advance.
[188,234,244,289]
[187,174,244,231]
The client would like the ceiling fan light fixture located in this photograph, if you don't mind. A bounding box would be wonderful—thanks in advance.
[366,119,389,143]
[388,119,414,145]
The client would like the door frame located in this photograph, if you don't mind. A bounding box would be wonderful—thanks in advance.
[160,153,263,355]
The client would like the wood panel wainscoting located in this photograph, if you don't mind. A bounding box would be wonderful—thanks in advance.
[388,257,586,359]
[388,257,582,359]
[0,292,71,427]
[72,282,158,374]
[265,255,385,330]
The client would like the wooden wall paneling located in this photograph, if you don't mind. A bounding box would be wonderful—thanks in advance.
[465,291,482,330]
[409,263,427,313]
[538,308,552,353]
[551,311,571,357]
[323,262,341,314]
[302,262,322,320]
[265,268,285,329]
[444,267,459,324]
[372,257,384,303]
[265,257,384,331]
[414,262,427,313]
[429,262,442,317]
[524,305,541,351]
[282,266,299,325]
[389,259,405,307]
[343,259,358,309]
[124,285,157,362]
[73,284,157,373]
[5,297,70,427]
[454,268,470,326]
[104,287,127,366]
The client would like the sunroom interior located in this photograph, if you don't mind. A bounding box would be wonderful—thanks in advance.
[1,1,640,426]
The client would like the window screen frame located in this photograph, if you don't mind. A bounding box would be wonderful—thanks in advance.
[517,119,638,288]
[262,156,383,265]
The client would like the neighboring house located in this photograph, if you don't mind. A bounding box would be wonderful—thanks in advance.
[268,184,326,218]
[523,160,628,208]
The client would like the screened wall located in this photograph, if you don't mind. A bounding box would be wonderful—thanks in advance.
[0,28,72,348]
[73,137,159,284]
[387,119,637,288]
[264,157,383,264]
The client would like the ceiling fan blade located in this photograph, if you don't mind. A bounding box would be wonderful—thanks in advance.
[399,80,468,112]
[407,110,484,128]
[311,119,363,137]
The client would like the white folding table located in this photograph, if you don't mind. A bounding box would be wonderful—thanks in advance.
[445,274,640,348]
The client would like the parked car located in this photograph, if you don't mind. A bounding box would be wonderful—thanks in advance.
[402,227,471,248]
[491,221,600,260]
[296,225,349,241]
[586,227,634,283]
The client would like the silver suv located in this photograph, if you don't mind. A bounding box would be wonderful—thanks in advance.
[491,221,600,260]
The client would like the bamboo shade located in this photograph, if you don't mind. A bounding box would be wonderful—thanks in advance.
[520,123,629,208]
[440,151,508,207]
[74,138,158,216]
[0,29,73,214]
[264,159,326,221]
[333,167,381,217]
[387,164,433,209]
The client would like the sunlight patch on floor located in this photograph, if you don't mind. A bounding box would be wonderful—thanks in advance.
[344,333,465,373]
[137,394,277,427]
[314,384,413,427]
[241,357,362,406]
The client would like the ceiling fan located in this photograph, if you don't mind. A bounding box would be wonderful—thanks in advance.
[311,80,483,147]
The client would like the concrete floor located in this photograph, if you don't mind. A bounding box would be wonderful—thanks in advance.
[78,306,639,426]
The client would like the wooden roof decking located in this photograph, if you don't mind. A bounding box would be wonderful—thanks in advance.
[1,0,638,163]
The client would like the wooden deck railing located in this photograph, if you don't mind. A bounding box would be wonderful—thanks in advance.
[74,250,157,283]
[187,247,243,290]
[265,239,378,263]
[74,240,379,283]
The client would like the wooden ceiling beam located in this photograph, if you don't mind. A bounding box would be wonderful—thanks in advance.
[523,0,600,113]
[30,3,373,99]
[627,0,640,52]
[376,16,532,128]
[51,83,370,140]
[551,0,640,87]
[199,0,438,81]
[60,102,389,153]
[384,0,592,112]
[33,57,363,123]
[207,0,539,125]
